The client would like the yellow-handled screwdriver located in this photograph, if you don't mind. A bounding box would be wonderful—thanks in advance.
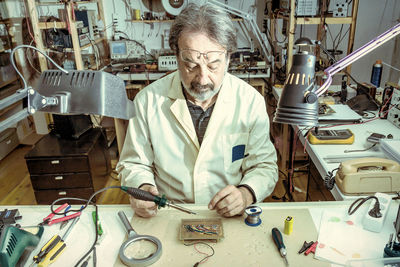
[32,217,80,266]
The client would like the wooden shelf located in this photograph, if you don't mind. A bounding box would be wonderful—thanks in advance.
[128,19,174,23]
[275,14,353,25]
[0,78,18,88]
[36,1,96,5]
[127,18,243,23]
[38,21,67,29]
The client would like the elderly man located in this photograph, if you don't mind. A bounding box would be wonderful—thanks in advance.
[117,3,278,217]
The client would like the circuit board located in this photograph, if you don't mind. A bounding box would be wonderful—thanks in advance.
[179,218,224,242]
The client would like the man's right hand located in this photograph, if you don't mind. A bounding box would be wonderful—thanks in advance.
[129,184,159,217]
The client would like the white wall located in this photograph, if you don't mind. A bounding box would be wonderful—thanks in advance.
[1,0,399,85]
[351,0,400,86]
[102,0,258,53]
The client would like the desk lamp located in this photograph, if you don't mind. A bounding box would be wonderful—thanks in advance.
[0,45,135,133]
[208,0,273,64]
[273,23,400,126]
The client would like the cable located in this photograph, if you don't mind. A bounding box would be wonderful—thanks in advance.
[344,143,377,153]
[10,45,69,89]
[184,242,215,266]
[348,196,382,218]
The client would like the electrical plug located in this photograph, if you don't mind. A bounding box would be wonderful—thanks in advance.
[363,192,391,232]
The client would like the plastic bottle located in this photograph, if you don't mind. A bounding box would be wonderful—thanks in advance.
[370,60,382,88]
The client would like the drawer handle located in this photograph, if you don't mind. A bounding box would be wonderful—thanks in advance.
[51,160,60,164]
[58,191,67,196]
[54,176,63,180]
[6,140,11,145]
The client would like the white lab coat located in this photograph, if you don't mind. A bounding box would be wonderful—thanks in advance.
[117,71,278,204]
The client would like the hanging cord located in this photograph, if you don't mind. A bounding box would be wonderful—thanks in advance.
[348,196,382,218]
[324,167,339,190]
[10,45,69,89]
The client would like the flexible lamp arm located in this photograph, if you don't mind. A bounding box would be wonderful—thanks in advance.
[315,22,400,97]
[208,0,272,63]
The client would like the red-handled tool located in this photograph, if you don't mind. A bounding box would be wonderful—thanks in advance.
[39,203,81,226]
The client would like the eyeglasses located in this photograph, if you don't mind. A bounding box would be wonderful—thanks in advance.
[179,49,227,71]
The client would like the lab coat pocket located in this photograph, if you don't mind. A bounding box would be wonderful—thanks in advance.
[223,133,249,174]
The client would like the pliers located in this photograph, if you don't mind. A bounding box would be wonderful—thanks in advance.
[39,203,81,226]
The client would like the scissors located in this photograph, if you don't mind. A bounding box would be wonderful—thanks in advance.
[39,203,81,226]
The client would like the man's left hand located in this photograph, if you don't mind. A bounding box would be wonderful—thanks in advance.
[208,185,253,217]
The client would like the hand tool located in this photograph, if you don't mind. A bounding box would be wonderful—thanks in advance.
[40,203,81,226]
[59,205,71,230]
[272,227,289,266]
[33,217,80,266]
[120,186,196,215]
[0,225,44,267]
[118,211,162,266]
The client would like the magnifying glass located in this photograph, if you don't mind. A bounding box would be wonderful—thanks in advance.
[118,211,162,267]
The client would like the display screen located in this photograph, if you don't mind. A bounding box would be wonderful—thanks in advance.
[111,41,127,55]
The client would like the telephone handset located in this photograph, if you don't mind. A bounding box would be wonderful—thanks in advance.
[335,157,400,195]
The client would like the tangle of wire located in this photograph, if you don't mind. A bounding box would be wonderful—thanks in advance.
[50,186,123,267]
[184,242,215,266]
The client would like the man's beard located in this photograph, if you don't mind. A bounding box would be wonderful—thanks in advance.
[183,81,221,101]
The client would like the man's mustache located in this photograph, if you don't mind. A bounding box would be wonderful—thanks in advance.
[191,82,214,91]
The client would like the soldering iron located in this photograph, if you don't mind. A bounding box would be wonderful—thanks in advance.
[120,186,197,215]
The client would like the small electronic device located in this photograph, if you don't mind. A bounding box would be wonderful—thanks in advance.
[110,40,143,61]
[367,133,386,144]
[308,129,354,144]
[387,88,400,129]
[179,218,224,242]
[335,157,400,195]
[280,0,318,16]
[158,55,177,71]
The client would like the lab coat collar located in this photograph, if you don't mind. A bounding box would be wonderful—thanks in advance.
[168,72,200,149]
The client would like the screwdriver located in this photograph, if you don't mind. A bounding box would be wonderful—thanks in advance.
[120,186,196,215]
[272,227,289,266]
[33,217,80,267]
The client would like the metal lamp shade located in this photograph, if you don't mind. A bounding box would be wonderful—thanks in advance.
[33,70,134,120]
[273,52,318,126]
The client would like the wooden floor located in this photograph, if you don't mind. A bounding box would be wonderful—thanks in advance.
[0,143,333,206]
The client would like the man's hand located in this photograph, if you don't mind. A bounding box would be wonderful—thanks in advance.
[208,185,253,217]
[129,184,159,217]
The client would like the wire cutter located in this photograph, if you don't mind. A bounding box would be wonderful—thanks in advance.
[39,203,81,226]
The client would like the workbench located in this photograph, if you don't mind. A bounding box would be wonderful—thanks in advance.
[272,85,400,201]
[2,200,398,266]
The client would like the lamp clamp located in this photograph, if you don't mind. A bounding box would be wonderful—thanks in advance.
[27,88,61,114]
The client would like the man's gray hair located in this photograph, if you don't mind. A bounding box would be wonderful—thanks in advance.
[169,3,237,54]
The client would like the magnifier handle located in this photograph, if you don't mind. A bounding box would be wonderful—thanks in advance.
[118,211,137,235]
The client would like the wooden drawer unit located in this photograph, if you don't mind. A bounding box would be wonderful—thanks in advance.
[26,157,90,174]
[25,128,110,204]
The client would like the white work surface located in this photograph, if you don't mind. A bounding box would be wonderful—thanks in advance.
[2,201,399,267]
[272,84,400,200]
[296,104,400,200]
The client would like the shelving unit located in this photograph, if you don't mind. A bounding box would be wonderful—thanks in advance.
[26,0,109,71]
[267,0,360,172]
[0,19,25,159]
